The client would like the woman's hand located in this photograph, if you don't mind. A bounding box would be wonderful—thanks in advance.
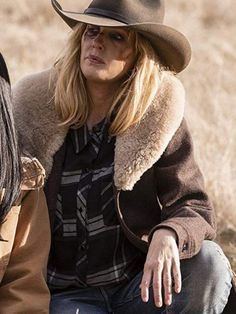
[140,228,181,307]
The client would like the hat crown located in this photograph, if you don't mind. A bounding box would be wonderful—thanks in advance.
[51,0,191,73]
[85,0,165,24]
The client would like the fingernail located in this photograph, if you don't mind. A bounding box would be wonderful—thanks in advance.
[166,299,172,306]
[156,302,162,308]
[143,287,149,302]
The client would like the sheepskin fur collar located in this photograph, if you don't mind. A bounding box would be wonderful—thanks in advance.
[13,69,185,191]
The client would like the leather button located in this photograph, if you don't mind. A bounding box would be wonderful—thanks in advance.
[182,242,189,252]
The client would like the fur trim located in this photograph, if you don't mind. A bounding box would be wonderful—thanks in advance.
[13,70,185,191]
[114,74,185,190]
[13,69,67,177]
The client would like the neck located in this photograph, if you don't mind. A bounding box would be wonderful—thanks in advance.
[86,81,118,129]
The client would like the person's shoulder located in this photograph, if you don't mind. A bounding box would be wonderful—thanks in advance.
[12,67,56,102]
[21,157,46,191]
[158,72,185,106]
[14,67,56,89]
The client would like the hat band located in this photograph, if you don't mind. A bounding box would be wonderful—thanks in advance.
[84,8,130,24]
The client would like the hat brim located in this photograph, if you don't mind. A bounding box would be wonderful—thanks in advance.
[0,53,10,84]
[52,1,191,73]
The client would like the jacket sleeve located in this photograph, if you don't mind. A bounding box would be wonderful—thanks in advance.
[150,118,216,259]
[0,189,50,314]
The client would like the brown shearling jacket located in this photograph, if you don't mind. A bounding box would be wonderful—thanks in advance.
[0,158,50,314]
[12,68,216,261]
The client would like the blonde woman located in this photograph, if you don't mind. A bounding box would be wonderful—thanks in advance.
[0,53,50,313]
[13,1,233,313]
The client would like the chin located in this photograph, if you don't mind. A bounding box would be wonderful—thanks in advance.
[85,76,107,83]
[83,72,111,83]
[82,70,124,84]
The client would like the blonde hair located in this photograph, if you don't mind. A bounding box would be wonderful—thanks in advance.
[54,23,166,136]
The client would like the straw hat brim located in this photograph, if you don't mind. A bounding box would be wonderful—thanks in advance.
[52,2,191,73]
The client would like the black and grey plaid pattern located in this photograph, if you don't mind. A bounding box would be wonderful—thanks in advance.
[47,120,144,291]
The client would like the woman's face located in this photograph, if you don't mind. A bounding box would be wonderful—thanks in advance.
[80,25,136,84]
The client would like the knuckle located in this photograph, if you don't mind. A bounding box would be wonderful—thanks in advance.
[145,261,156,270]
[153,282,161,290]
[164,277,171,286]
[144,263,152,271]
[165,255,172,262]
[156,260,163,268]
[141,280,149,287]
[173,272,180,279]
[153,283,160,291]
[165,257,173,267]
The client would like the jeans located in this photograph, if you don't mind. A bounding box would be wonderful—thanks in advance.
[50,241,233,314]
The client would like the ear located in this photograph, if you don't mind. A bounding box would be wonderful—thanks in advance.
[0,53,10,85]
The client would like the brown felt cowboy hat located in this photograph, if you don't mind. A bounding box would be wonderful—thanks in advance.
[51,0,191,73]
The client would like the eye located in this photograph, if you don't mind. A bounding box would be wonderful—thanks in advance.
[109,32,125,42]
[84,26,100,38]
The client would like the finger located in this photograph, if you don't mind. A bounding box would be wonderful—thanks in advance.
[140,267,152,303]
[163,260,172,306]
[172,258,182,294]
[152,262,163,307]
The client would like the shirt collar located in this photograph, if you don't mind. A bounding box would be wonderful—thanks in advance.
[71,118,109,154]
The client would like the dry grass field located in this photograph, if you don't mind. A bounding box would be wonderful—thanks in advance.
[1,0,236,272]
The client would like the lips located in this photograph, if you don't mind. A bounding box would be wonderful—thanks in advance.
[86,54,105,64]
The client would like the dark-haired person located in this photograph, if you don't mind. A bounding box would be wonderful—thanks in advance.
[0,53,50,313]
[13,0,233,313]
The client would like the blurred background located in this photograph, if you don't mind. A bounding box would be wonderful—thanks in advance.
[1,0,236,271]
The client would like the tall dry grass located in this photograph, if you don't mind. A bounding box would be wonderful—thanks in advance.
[1,0,236,267]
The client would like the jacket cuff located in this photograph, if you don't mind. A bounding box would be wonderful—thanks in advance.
[148,221,196,259]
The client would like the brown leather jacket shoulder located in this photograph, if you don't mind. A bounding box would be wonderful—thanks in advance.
[0,158,50,314]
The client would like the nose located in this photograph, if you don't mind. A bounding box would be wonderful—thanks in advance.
[92,32,104,49]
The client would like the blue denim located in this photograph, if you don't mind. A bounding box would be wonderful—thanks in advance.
[50,241,233,314]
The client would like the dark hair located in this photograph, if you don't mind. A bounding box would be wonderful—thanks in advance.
[0,66,22,222]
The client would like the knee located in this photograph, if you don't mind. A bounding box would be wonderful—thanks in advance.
[188,240,233,309]
[196,241,232,284]
[176,241,233,313]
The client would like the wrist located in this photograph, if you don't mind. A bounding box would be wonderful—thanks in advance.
[153,228,177,242]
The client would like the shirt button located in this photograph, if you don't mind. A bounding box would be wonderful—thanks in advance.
[80,243,87,250]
